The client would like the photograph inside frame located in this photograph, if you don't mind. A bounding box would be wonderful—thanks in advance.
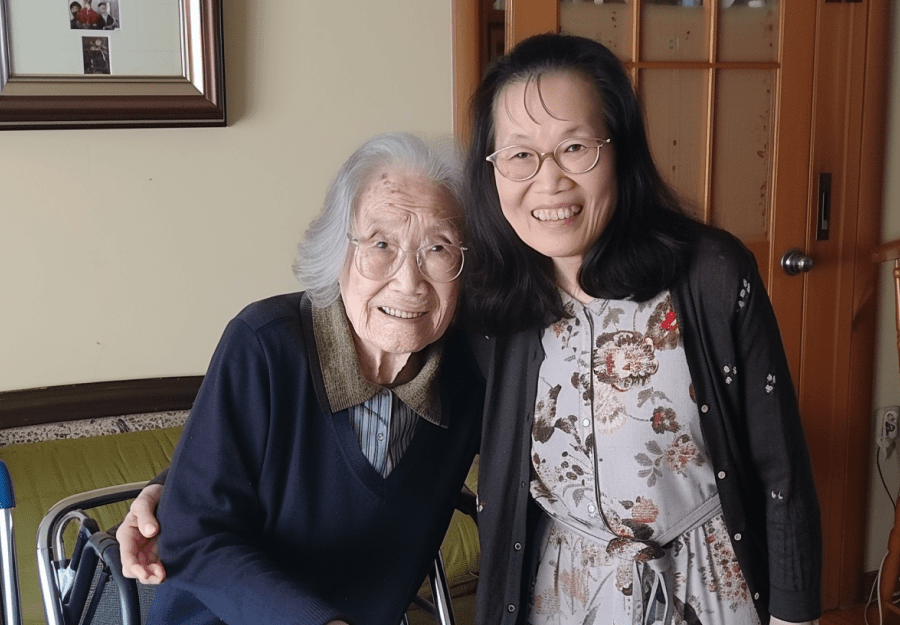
[69,0,119,75]
[2,0,183,77]
[69,0,119,31]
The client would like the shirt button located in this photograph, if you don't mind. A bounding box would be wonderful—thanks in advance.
[701,405,709,413]
[754,592,760,600]
[507,605,516,613]
[588,504,596,513]
[377,433,385,441]
[717,471,726,479]
[514,542,522,550]
[734,533,742,541]
[521,481,527,488]
[582,418,590,427]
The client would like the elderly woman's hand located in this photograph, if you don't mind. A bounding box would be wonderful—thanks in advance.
[116,483,166,584]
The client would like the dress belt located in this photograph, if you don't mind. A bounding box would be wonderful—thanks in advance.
[555,493,723,625]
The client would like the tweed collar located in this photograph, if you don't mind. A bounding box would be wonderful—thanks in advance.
[311,298,444,427]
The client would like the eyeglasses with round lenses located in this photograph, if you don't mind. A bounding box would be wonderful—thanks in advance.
[347,234,467,283]
[486,137,612,182]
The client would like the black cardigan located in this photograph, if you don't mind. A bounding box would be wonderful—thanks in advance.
[470,225,822,625]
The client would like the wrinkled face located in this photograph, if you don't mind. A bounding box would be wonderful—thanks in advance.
[340,168,462,362]
[492,70,618,278]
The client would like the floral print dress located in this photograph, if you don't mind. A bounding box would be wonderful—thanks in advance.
[527,290,761,625]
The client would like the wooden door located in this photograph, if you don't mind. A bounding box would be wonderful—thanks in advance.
[452,0,891,609]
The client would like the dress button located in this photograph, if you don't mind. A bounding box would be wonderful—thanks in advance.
[734,533,742,541]
[514,542,522,550]
[717,471,726,479]
[701,405,709,413]
[754,592,760,600]
[377,433,384,441]
[588,504,596,513]
[582,418,590,427]
[521,481,527,488]
[507,605,516,613]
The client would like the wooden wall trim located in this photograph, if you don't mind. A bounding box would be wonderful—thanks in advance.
[452,0,480,141]
[840,0,895,607]
[505,0,557,50]
[0,377,203,429]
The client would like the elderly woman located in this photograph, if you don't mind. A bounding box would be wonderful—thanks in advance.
[143,132,482,625]
[463,34,821,625]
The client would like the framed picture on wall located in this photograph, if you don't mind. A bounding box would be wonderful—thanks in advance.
[0,0,226,129]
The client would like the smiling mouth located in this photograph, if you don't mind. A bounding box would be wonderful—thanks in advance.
[379,307,427,320]
[532,205,583,222]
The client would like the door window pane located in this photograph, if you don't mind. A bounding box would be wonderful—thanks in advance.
[718,0,779,62]
[560,1,633,61]
[641,0,709,62]
[711,70,775,240]
[640,69,710,219]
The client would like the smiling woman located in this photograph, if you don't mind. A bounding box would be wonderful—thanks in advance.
[490,70,618,302]
[104,132,485,625]
[340,167,464,385]
[462,33,821,625]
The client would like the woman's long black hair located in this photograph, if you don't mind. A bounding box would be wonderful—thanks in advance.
[462,33,696,336]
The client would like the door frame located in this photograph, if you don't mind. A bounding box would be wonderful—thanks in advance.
[803,0,891,608]
[451,0,893,609]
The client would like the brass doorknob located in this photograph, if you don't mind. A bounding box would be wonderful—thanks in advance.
[781,249,814,276]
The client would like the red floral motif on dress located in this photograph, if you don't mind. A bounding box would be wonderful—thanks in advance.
[593,331,659,391]
[630,496,660,524]
[703,517,752,609]
[662,310,678,331]
[646,295,680,350]
[665,434,705,475]
[651,407,680,434]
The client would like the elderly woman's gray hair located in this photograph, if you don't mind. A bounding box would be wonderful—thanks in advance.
[293,132,464,307]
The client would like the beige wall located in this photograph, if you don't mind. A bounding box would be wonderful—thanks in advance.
[865,4,900,572]
[0,0,454,392]
[2,0,899,577]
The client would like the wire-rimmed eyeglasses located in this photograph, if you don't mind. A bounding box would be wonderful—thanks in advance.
[486,137,611,181]
[347,234,467,283]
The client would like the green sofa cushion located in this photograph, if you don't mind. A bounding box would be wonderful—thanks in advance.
[0,428,479,624]
[0,427,180,625]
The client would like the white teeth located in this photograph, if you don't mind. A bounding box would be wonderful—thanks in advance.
[532,205,582,221]
[380,307,426,319]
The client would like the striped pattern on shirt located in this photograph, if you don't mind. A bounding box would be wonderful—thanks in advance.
[348,388,419,477]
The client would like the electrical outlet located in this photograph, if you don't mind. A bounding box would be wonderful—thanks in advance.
[877,405,900,458]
